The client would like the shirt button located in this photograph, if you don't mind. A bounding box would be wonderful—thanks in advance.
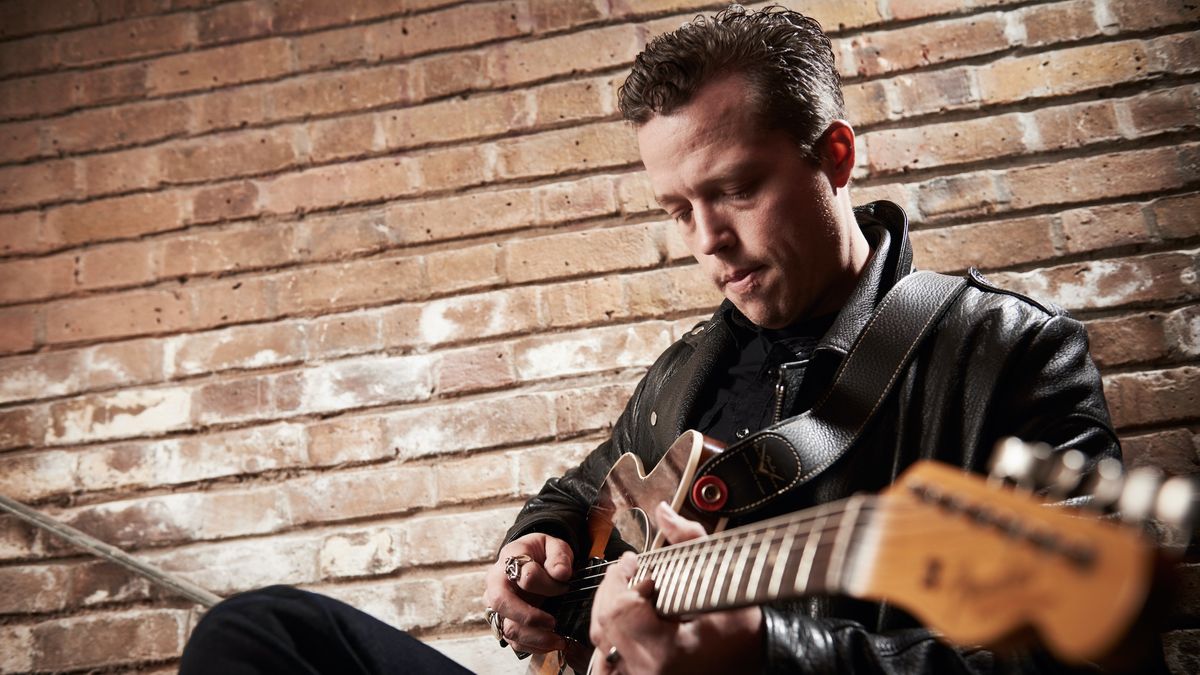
[736,427,750,439]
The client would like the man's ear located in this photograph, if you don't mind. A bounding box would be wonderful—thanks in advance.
[817,120,855,189]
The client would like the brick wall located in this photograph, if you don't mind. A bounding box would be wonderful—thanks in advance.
[0,0,1195,672]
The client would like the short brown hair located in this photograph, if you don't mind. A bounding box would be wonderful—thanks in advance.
[618,4,844,160]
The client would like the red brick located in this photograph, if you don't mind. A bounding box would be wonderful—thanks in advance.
[31,609,189,672]
[76,62,150,107]
[1104,366,1200,429]
[0,1,98,39]
[977,40,1150,104]
[290,24,370,71]
[172,322,306,376]
[623,265,719,318]
[515,439,595,495]
[306,414,389,465]
[278,255,426,314]
[191,181,261,224]
[85,337,165,389]
[366,1,531,62]
[0,118,42,163]
[308,312,383,358]
[412,51,493,99]
[484,24,641,87]
[301,353,433,413]
[530,0,607,33]
[915,172,1005,219]
[197,0,274,44]
[1017,0,1100,47]
[864,114,1025,175]
[1007,145,1195,211]
[380,304,423,348]
[45,287,190,344]
[387,392,555,458]
[44,190,186,247]
[160,222,297,278]
[296,209,392,261]
[843,80,891,126]
[163,128,299,184]
[0,306,39,354]
[400,507,516,565]
[0,159,78,210]
[1031,101,1121,151]
[426,243,502,294]
[496,121,639,180]
[46,385,192,445]
[845,12,1008,78]
[287,464,435,524]
[434,344,517,395]
[434,451,516,504]
[533,75,617,125]
[909,215,1057,273]
[0,564,72,613]
[1165,304,1200,360]
[0,70,75,119]
[50,98,191,156]
[537,174,620,223]
[990,250,1200,312]
[259,156,420,215]
[1108,0,1200,31]
[1085,312,1171,369]
[72,239,155,291]
[0,33,56,79]
[0,406,41,450]
[191,373,274,426]
[58,14,196,68]
[540,274,626,327]
[191,85,271,132]
[79,146,163,197]
[416,144,491,192]
[554,380,637,435]
[0,210,45,256]
[890,67,976,117]
[271,0,408,32]
[379,89,532,150]
[146,38,292,96]
[0,253,75,303]
[268,65,413,123]
[1123,83,1200,137]
[1060,203,1153,254]
[384,186,537,244]
[413,287,542,346]
[514,321,671,382]
[887,0,1029,22]
[308,114,378,163]
[0,350,82,404]
[187,276,276,328]
[504,223,661,283]
[1121,428,1200,476]
[69,559,155,608]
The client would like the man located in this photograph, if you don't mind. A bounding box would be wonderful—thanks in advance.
[483,5,1119,674]
[182,5,1120,674]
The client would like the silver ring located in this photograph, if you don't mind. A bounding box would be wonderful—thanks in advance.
[504,554,531,583]
[484,607,507,648]
[606,646,620,665]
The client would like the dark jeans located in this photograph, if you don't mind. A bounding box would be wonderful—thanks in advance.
[179,585,475,674]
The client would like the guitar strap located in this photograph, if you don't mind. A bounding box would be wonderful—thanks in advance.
[692,270,970,516]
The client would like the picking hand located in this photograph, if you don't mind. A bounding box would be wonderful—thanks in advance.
[482,532,574,654]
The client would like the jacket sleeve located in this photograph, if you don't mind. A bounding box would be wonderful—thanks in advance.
[760,311,1123,674]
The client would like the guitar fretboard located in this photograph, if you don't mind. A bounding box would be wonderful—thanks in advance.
[632,495,878,616]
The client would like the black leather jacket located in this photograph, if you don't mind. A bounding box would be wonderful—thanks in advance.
[504,201,1121,673]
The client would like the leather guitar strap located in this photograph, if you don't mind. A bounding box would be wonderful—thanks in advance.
[692,270,970,516]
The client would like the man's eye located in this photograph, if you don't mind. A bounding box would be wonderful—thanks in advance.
[728,187,753,200]
[673,209,693,224]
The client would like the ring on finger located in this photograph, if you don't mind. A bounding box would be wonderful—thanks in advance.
[504,554,532,583]
[484,607,507,648]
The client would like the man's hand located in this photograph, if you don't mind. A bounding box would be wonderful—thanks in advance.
[482,533,574,654]
[589,502,764,675]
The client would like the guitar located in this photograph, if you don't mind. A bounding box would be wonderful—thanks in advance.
[528,431,1192,674]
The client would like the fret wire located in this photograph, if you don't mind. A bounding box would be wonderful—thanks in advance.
[695,539,723,613]
[827,495,864,592]
[727,531,756,606]
[656,544,685,613]
[663,543,691,614]
[711,532,743,608]
[795,504,830,595]
[745,529,773,603]
[767,520,799,599]
[679,543,711,614]
[669,545,696,615]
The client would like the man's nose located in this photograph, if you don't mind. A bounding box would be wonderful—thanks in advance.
[693,205,734,256]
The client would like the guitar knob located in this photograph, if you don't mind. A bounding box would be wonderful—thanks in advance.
[1081,457,1124,511]
[1043,449,1086,499]
[1117,466,1163,523]
[1155,475,1198,546]
[988,437,1050,490]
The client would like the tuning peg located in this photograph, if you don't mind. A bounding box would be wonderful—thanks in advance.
[1155,475,1198,547]
[1080,457,1125,511]
[1117,466,1163,523]
[1043,449,1087,499]
[988,437,1051,490]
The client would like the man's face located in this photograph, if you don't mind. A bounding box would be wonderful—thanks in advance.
[637,76,857,329]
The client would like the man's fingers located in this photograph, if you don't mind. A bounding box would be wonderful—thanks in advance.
[543,535,575,582]
[513,559,570,597]
[502,617,567,654]
[656,501,707,544]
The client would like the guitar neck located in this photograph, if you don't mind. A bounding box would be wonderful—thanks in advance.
[633,495,878,617]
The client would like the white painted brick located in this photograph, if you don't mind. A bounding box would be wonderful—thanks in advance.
[46,387,192,445]
[301,353,433,413]
[319,528,402,578]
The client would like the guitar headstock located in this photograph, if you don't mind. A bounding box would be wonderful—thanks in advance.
[864,439,1196,665]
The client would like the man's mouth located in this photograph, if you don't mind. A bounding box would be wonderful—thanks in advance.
[722,266,764,292]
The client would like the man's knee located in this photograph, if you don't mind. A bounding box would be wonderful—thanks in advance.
[189,585,309,641]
